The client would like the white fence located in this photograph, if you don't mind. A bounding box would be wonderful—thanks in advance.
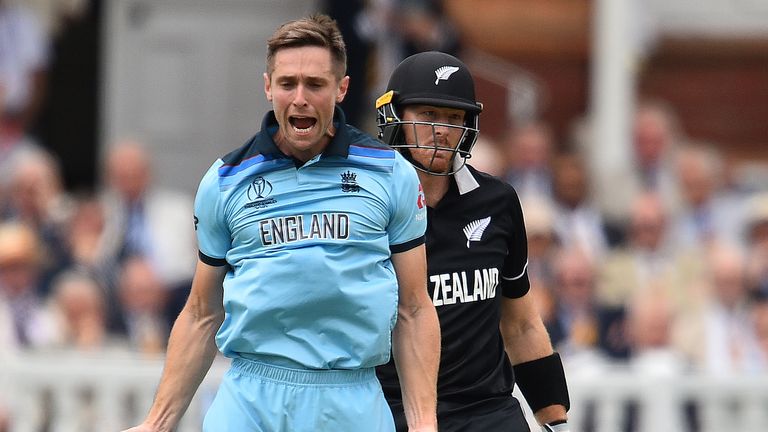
[0,351,228,432]
[562,369,768,432]
[2,351,768,432]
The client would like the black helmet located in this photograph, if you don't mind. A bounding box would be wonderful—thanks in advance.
[376,51,482,175]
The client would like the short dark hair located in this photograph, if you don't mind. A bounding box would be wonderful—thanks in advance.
[266,14,347,79]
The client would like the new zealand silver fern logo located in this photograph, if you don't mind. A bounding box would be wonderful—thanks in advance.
[463,216,491,248]
[434,66,460,85]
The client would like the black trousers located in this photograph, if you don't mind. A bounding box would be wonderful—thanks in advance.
[390,396,531,432]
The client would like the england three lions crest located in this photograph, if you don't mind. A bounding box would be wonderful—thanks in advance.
[341,170,360,193]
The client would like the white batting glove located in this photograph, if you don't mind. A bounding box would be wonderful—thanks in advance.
[541,421,571,432]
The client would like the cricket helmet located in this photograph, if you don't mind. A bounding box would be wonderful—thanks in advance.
[376,51,483,175]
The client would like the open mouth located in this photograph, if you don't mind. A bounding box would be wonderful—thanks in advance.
[289,116,317,134]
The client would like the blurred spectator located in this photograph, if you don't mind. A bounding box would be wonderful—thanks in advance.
[521,196,559,285]
[624,289,692,432]
[365,0,463,107]
[99,139,196,296]
[669,142,747,251]
[502,121,555,202]
[63,194,106,271]
[467,135,505,177]
[46,270,110,351]
[597,192,705,311]
[551,151,610,260]
[393,0,461,59]
[547,247,629,361]
[744,193,768,297]
[529,278,556,329]
[546,248,599,357]
[113,256,170,354]
[365,0,401,99]
[0,221,55,350]
[675,245,765,375]
[0,121,41,214]
[630,99,684,213]
[521,197,561,348]
[321,0,375,130]
[3,146,65,222]
[586,98,685,233]
[1,146,71,294]
[2,145,70,223]
[0,0,49,142]
[625,289,689,374]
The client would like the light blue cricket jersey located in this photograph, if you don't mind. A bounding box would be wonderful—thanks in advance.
[194,107,427,370]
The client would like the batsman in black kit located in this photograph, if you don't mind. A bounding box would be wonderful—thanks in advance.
[375,51,571,432]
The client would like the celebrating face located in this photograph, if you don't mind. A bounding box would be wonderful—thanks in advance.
[264,46,349,162]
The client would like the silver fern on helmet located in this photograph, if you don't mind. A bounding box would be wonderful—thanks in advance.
[434,66,460,85]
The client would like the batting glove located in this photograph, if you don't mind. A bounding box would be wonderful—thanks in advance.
[542,421,571,432]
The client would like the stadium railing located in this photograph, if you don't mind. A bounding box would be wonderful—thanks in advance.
[1,350,767,432]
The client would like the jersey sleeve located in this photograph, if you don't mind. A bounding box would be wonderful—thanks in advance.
[387,153,427,254]
[193,160,230,266]
[500,187,531,298]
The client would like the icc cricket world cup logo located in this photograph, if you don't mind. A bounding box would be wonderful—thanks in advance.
[248,176,273,201]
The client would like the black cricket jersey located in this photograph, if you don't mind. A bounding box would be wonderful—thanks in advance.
[377,164,531,419]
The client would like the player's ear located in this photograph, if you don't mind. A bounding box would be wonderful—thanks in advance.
[264,72,272,102]
[336,75,350,104]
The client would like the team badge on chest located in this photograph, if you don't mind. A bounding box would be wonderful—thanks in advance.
[340,170,360,193]
[463,216,491,248]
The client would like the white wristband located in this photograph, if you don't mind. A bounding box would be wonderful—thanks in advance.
[541,421,570,432]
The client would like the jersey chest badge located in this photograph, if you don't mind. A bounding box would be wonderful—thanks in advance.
[244,176,277,210]
[463,216,491,248]
[340,170,360,193]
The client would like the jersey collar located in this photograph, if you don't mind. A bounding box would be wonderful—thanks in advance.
[254,106,351,159]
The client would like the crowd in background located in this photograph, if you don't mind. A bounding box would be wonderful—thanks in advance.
[2,0,768,379]
[0,138,196,355]
[482,102,768,378]
[1,0,768,430]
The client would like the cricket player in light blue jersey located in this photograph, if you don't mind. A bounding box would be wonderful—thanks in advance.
[123,14,440,432]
